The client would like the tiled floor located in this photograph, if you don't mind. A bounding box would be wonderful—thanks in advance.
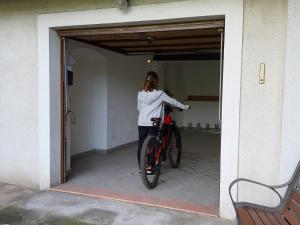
[54,130,220,215]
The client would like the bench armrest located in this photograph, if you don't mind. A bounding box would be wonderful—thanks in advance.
[229,178,286,210]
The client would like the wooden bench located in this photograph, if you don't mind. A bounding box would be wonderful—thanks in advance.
[229,161,300,225]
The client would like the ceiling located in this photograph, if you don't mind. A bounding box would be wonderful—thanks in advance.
[58,20,224,58]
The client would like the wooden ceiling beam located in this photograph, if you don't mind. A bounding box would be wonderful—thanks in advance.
[95,37,221,48]
[97,34,221,43]
[77,34,220,45]
[125,49,219,54]
[123,44,219,51]
[122,44,220,52]
[58,20,224,37]
[101,41,220,49]
[146,29,221,39]
[75,31,220,42]
[153,53,220,61]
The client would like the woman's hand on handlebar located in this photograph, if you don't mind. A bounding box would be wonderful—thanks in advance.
[172,106,191,111]
[185,105,191,110]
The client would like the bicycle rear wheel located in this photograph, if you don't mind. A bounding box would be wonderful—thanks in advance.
[140,135,161,189]
[167,126,182,168]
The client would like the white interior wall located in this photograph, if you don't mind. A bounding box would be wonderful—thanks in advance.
[154,61,165,88]
[161,60,220,127]
[280,0,300,182]
[183,102,220,128]
[68,40,153,153]
[182,61,220,96]
[106,53,153,149]
[68,41,108,156]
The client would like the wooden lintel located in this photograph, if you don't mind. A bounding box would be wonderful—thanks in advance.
[93,34,220,43]
[96,38,221,48]
[58,20,224,37]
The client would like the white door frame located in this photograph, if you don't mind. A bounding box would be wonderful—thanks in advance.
[38,0,243,219]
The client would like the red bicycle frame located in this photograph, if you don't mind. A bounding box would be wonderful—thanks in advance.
[155,114,173,165]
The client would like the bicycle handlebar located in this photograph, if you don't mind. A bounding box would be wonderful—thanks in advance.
[172,107,183,112]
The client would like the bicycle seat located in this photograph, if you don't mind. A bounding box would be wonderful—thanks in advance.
[151,118,161,126]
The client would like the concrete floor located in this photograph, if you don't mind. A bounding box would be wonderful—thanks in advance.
[0,182,235,225]
[62,130,220,214]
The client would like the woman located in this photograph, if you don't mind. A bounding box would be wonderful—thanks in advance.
[137,71,190,168]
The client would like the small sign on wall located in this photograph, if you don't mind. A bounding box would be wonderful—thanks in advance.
[259,63,265,84]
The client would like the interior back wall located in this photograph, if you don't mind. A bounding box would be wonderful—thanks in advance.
[106,54,154,149]
[161,60,220,127]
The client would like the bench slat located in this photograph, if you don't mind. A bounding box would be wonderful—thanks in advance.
[291,191,300,206]
[255,209,273,225]
[273,212,289,225]
[247,208,264,225]
[237,208,255,225]
[233,162,300,225]
[282,208,300,225]
[264,211,281,225]
[287,198,300,218]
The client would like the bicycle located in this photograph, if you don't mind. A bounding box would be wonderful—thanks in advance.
[140,105,183,189]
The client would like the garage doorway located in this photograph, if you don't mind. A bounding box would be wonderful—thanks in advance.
[54,20,225,216]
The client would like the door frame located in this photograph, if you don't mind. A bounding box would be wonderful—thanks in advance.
[60,38,66,183]
[37,0,244,219]
[59,20,225,183]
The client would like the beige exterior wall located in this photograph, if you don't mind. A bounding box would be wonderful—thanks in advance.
[280,0,300,182]
[0,2,40,187]
[1,0,189,14]
[238,0,287,203]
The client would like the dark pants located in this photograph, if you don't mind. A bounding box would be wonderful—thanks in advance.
[137,126,157,168]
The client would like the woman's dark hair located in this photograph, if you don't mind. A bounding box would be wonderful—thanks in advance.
[142,71,159,91]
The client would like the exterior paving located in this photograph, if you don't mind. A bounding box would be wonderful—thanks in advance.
[0,182,236,225]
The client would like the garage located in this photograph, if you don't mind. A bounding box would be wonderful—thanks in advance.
[50,19,224,216]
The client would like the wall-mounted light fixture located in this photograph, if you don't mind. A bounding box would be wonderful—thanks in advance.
[116,0,129,10]
[147,55,154,64]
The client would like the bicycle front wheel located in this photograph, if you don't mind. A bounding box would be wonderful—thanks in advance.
[140,135,161,189]
[167,126,182,168]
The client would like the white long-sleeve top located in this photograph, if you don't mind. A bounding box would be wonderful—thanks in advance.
[137,90,189,126]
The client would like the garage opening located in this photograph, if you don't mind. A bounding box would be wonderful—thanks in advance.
[54,20,224,216]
